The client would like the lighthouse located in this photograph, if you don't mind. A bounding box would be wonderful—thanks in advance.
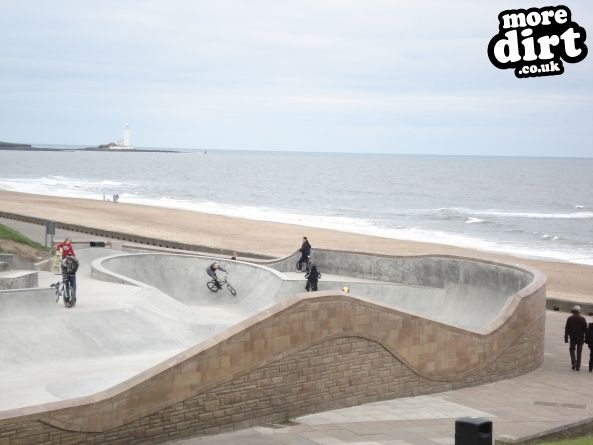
[123,124,131,147]
[109,124,135,150]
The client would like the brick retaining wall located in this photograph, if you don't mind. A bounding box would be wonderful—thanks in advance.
[0,286,545,445]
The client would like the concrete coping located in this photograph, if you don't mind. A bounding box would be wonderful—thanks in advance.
[91,252,288,287]
[90,250,545,337]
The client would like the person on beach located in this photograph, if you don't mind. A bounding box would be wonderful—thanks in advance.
[206,262,227,289]
[305,263,321,292]
[565,305,587,371]
[585,322,593,372]
[55,238,75,258]
[297,236,311,271]
[60,252,79,304]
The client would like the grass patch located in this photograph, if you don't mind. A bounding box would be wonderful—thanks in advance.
[0,223,46,250]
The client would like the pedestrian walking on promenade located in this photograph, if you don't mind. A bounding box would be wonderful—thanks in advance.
[565,305,587,371]
[585,322,593,372]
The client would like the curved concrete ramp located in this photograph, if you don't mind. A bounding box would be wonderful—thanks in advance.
[0,250,227,412]
[95,251,532,332]
[93,254,293,324]
[0,248,546,445]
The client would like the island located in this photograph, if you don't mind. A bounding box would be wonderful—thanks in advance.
[0,141,67,152]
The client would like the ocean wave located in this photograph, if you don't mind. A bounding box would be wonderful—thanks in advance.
[465,217,485,224]
[1,180,592,265]
[0,176,135,196]
[438,207,593,219]
[113,196,593,265]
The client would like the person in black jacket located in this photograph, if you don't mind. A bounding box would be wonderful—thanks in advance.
[206,262,227,289]
[585,322,593,372]
[297,237,311,271]
[565,305,588,371]
[305,263,321,291]
[60,252,79,305]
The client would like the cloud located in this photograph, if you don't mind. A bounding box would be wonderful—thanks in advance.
[0,0,591,155]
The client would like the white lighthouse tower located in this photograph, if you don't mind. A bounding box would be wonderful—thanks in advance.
[123,124,131,147]
[110,124,135,150]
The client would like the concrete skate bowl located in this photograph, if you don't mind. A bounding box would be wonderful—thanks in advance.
[0,251,546,445]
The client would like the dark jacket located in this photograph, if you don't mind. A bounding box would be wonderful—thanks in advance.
[586,323,593,348]
[61,256,79,276]
[301,240,311,256]
[305,266,321,281]
[565,314,587,342]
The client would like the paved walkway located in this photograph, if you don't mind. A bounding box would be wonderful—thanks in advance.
[168,310,593,445]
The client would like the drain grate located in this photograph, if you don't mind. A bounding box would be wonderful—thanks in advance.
[533,401,587,409]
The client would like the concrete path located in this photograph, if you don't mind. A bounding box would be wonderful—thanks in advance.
[167,310,593,445]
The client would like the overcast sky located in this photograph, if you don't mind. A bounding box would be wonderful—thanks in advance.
[1,1,591,156]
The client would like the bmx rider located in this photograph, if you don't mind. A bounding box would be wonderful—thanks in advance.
[207,262,227,289]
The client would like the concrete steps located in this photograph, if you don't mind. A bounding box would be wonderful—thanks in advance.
[0,262,8,272]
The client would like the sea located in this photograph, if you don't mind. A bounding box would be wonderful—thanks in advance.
[0,147,592,265]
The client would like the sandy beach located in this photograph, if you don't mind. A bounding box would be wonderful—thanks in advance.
[0,189,591,302]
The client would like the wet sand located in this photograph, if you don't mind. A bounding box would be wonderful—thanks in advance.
[0,190,591,301]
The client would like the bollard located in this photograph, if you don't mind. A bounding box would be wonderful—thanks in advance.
[455,417,492,445]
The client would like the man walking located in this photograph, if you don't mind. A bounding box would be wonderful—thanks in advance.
[565,305,587,371]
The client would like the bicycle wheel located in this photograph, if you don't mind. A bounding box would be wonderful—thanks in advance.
[226,283,237,296]
[51,283,60,302]
[303,260,311,274]
[207,280,219,292]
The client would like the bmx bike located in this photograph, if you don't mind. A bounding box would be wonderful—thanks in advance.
[206,275,237,296]
[296,256,311,274]
[51,275,76,308]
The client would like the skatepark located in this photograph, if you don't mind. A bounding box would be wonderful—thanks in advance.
[0,236,547,444]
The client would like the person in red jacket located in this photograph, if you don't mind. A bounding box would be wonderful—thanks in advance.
[55,238,76,258]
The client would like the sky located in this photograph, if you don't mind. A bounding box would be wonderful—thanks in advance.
[0,0,592,156]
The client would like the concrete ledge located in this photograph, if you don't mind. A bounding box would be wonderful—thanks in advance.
[0,271,38,290]
[547,297,593,316]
